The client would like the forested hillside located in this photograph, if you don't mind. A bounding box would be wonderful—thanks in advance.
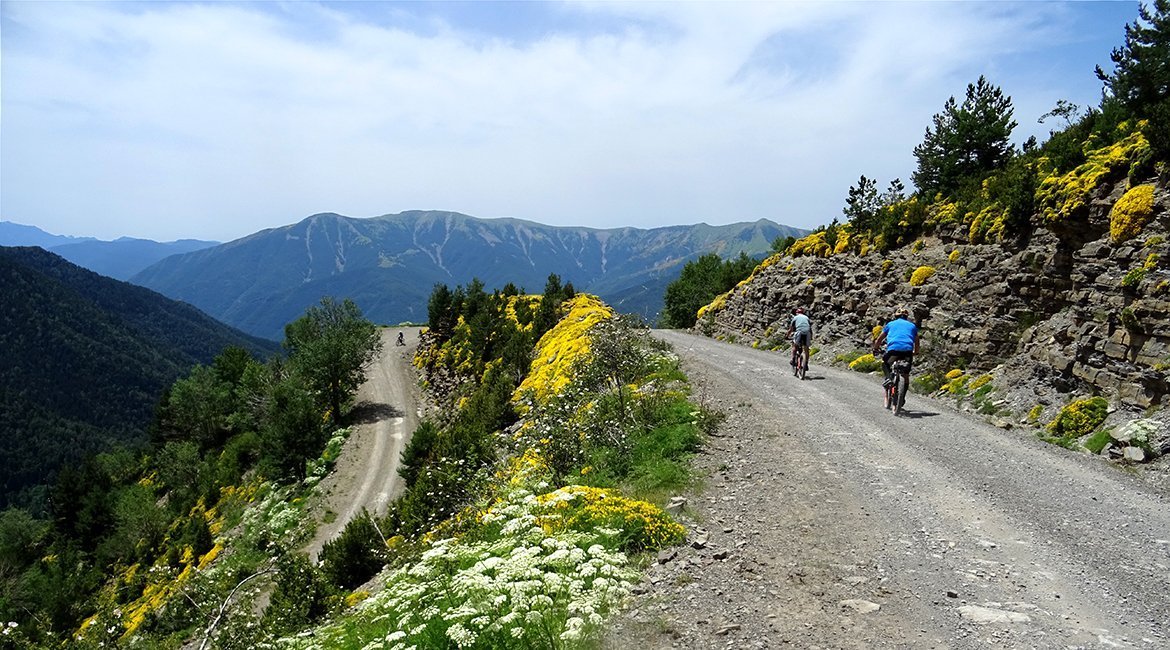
[131,211,803,337]
[0,247,279,510]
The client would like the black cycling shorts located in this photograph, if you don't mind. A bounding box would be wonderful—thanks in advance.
[793,332,810,347]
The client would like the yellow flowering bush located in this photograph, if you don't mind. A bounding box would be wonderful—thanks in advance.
[968,204,1009,243]
[1110,184,1156,243]
[833,229,852,254]
[926,199,961,227]
[1036,127,1151,226]
[948,249,961,263]
[969,375,992,390]
[848,354,882,372]
[513,294,613,413]
[909,266,936,286]
[535,485,685,551]
[789,231,833,257]
[696,289,730,320]
[945,369,965,380]
[1047,397,1109,438]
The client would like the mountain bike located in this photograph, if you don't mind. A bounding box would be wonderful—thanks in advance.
[884,358,911,415]
[793,343,808,379]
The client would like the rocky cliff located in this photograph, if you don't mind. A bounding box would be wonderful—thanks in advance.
[696,174,1169,445]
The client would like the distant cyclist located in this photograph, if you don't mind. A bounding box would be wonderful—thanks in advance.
[873,307,918,387]
[785,307,812,370]
[396,331,406,347]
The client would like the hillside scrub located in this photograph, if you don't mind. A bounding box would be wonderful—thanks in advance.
[278,283,708,649]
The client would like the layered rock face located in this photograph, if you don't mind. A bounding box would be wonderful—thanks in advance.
[699,177,1169,416]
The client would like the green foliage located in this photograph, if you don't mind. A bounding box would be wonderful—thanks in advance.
[661,252,761,328]
[1084,428,1115,454]
[1096,0,1170,159]
[1121,307,1143,332]
[320,510,387,590]
[834,350,864,365]
[913,76,1018,197]
[912,373,944,394]
[260,377,324,482]
[1047,397,1110,438]
[771,235,796,253]
[284,297,382,427]
[397,420,439,488]
[0,247,277,512]
[266,552,338,636]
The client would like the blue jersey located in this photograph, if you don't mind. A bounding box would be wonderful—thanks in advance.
[883,318,917,352]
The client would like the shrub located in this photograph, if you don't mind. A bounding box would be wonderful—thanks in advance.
[848,354,882,372]
[909,266,936,286]
[1120,307,1142,332]
[1046,397,1109,438]
[1122,266,1148,288]
[948,249,961,263]
[835,350,864,365]
[912,373,943,394]
[267,552,338,635]
[945,369,965,380]
[320,510,388,590]
[535,485,685,552]
[969,375,993,390]
[1110,184,1156,242]
[1037,127,1151,227]
[1027,404,1044,423]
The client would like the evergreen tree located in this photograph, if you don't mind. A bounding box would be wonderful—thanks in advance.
[912,76,1017,197]
[843,175,879,230]
[1096,0,1170,158]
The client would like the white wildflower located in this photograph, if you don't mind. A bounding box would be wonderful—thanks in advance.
[445,623,476,648]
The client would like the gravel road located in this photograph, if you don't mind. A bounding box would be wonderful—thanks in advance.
[608,330,1170,649]
[303,327,422,561]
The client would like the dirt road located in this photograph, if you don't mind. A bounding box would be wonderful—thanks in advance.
[609,331,1170,649]
[304,327,422,561]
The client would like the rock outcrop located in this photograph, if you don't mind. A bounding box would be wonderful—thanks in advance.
[697,175,1170,424]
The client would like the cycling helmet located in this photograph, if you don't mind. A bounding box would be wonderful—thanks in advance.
[795,307,805,314]
[894,306,910,318]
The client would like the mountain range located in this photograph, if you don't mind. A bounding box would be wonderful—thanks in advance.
[0,246,279,510]
[0,220,218,280]
[131,210,804,339]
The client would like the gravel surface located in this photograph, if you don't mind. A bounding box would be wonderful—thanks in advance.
[303,327,423,561]
[606,330,1170,649]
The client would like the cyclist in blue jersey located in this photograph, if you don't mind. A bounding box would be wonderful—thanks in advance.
[873,307,918,387]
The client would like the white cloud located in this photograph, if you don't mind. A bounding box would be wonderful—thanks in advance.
[0,1,1133,241]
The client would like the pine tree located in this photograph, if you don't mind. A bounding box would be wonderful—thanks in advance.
[912,76,1017,197]
[1096,0,1170,157]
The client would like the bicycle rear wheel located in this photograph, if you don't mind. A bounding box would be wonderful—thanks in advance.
[798,351,807,379]
[893,373,909,415]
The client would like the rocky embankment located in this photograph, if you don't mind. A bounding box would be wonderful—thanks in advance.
[700,175,1170,459]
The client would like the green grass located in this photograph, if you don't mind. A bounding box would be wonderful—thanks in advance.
[1084,428,1113,454]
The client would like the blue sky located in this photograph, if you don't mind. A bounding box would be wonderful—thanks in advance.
[0,1,1140,242]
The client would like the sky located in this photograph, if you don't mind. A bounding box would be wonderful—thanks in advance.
[0,1,1142,243]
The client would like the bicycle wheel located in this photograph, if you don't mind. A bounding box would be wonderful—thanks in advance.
[893,373,909,415]
[798,351,807,380]
[883,383,892,409]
